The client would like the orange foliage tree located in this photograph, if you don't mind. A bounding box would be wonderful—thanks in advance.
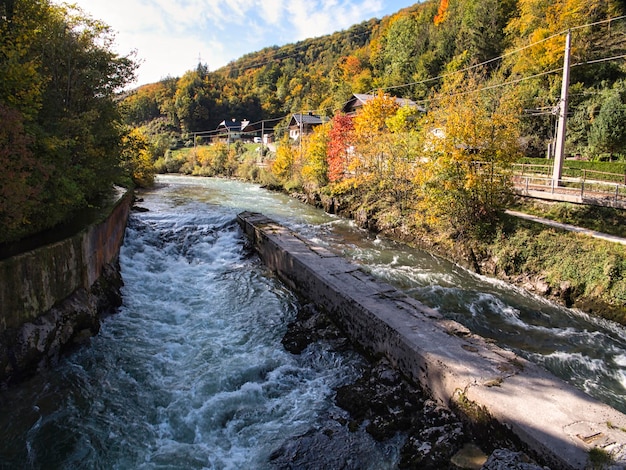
[434,0,449,25]
[327,114,355,182]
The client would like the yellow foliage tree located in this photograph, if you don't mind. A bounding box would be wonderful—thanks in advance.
[506,0,614,79]
[352,91,400,183]
[120,128,156,188]
[385,105,423,211]
[271,136,298,185]
[301,123,330,190]
[417,66,522,237]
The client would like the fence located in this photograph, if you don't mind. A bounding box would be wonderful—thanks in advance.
[511,164,626,208]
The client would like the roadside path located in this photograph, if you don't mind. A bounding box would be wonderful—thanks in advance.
[505,210,626,246]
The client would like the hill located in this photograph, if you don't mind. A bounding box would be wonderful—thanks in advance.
[122,0,626,161]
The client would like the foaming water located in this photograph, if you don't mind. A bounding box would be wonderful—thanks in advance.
[163,176,626,414]
[0,177,398,469]
[339,225,626,413]
[1,175,625,468]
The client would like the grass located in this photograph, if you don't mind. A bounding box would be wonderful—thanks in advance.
[510,198,626,238]
[588,447,613,468]
[490,212,626,324]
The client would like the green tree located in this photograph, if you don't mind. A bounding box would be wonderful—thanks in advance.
[174,66,213,132]
[0,0,136,243]
[589,89,626,158]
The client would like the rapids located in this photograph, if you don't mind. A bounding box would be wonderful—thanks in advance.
[0,175,624,468]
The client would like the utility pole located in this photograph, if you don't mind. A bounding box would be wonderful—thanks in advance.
[552,30,572,187]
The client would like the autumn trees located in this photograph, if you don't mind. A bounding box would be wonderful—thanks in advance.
[0,0,137,243]
[417,65,522,237]
[264,81,521,239]
[114,0,626,242]
[121,0,626,170]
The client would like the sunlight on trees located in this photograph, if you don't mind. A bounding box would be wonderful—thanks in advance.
[301,123,330,190]
[271,136,298,186]
[120,129,156,188]
[327,114,355,183]
[352,91,400,183]
[417,65,523,237]
[0,0,137,243]
[386,105,423,211]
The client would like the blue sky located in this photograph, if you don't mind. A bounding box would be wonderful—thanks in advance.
[61,0,418,87]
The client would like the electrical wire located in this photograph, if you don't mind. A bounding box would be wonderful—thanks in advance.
[368,15,626,96]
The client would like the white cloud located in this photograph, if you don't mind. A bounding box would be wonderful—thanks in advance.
[286,0,386,41]
[257,0,285,25]
[53,0,412,86]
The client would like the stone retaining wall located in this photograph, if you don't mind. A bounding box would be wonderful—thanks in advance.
[238,211,626,470]
[0,189,132,384]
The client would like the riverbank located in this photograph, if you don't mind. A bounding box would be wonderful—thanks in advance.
[238,210,626,469]
[0,188,132,386]
[286,187,626,327]
[278,302,549,469]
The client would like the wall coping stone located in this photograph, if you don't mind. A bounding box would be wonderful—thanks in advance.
[237,210,626,470]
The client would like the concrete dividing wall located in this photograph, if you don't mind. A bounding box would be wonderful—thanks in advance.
[0,189,132,383]
[238,211,626,470]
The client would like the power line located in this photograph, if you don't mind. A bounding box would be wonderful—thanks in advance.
[368,15,626,97]
[186,14,626,138]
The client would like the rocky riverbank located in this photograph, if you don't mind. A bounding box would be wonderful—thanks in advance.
[289,189,626,326]
[272,303,548,470]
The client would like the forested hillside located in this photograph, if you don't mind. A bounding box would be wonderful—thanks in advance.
[2,0,625,315]
[119,0,626,318]
[123,0,626,160]
[3,0,626,251]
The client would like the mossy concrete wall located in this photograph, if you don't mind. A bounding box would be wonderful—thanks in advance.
[238,211,626,470]
[0,189,132,384]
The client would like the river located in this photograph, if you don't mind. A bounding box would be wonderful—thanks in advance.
[0,175,624,469]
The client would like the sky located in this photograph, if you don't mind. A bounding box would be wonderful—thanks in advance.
[59,0,418,88]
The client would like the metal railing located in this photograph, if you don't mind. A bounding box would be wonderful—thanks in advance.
[512,172,626,207]
[512,163,626,185]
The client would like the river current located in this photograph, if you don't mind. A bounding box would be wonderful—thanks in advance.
[0,175,625,469]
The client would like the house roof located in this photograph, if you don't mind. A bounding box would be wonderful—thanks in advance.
[242,121,262,132]
[341,93,425,114]
[217,119,250,131]
[289,113,326,127]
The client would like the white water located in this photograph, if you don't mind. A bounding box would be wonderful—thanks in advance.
[0,177,396,469]
[0,175,625,468]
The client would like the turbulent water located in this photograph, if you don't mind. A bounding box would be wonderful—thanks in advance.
[0,175,625,469]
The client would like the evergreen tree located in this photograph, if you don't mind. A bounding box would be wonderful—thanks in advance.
[589,89,626,158]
